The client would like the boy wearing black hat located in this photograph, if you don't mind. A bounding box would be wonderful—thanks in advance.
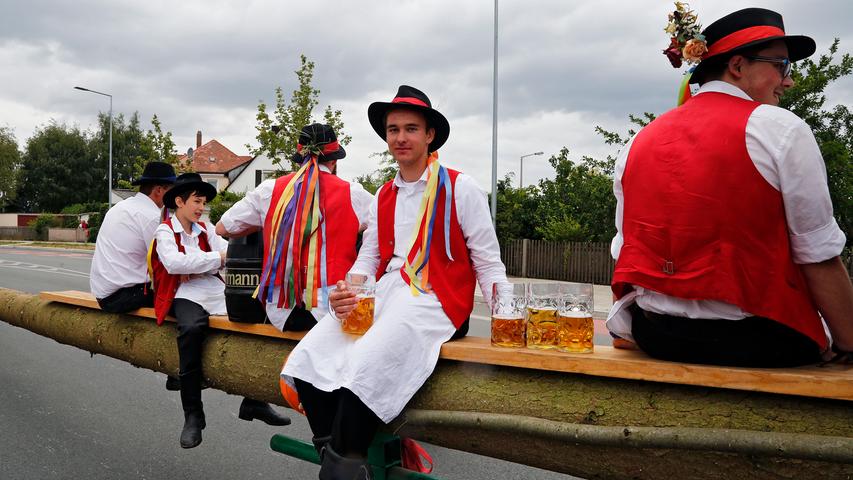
[90,161,176,313]
[281,86,508,478]
[216,123,372,332]
[607,7,853,366]
[150,173,290,449]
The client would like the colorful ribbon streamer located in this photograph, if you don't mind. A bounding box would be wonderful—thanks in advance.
[401,152,455,296]
[255,153,327,310]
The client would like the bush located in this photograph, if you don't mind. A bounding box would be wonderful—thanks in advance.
[29,214,58,240]
[85,203,110,243]
[207,191,244,225]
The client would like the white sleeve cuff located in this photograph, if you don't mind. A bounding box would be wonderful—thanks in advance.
[789,218,847,264]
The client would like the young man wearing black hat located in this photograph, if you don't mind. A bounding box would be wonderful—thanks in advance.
[281,86,507,478]
[150,172,290,449]
[607,8,853,367]
[216,123,372,331]
[90,161,176,313]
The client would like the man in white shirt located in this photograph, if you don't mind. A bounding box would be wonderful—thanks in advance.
[90,161,176,312]
[216,123,372,331]
[607,8,853,367]
[282,86,508,478]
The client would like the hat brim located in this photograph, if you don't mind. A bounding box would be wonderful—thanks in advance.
[690,34,816,84]
[290,145,346,164]
[367,102,450,152]
[163,181,218,209]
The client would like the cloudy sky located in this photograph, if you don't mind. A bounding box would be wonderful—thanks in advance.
[1,0,851,191]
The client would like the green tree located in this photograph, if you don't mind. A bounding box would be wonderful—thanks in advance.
[247,55,350,173]
[494,175,541,244]
[780,39,853,246]
[0,126,20,211]
[534,148,616,242]
[355,151,397,194]
[17,122,101,212]
[91,111,149,190]
[140,114,186,172]
[207,191,245,225]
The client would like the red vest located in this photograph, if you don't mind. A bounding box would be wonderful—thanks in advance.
[149,219,214,325]
[376,169,475,328]
[262,170,360,306]
[612,92,826,349]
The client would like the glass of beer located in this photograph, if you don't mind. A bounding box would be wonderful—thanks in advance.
[341,273,375,335]
[526,283,561,350]
[490,282,526,348]
[558,283,594,353]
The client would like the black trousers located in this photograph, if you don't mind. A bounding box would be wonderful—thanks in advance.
[173,298,209,414]
[294,378,382,457]
[631,305,822,368]
[97,283,153,313]
[283,306,318,331]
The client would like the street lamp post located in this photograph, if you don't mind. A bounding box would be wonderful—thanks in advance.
[519,151,544,188]
[74,86,113,209]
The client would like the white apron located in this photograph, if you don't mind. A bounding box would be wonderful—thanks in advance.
[281,272,457,423]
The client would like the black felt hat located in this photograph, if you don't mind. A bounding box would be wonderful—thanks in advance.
[131,161,177,186]
[290,123,347,164]
[690,8,816,84]
[162,172,218,209]
[367,85,450,152]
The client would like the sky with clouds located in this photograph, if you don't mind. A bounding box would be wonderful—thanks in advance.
[1,0,851,191]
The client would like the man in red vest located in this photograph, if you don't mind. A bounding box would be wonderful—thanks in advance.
[216,123,372,331]
[607,8,853,367]
[281,85,508,478]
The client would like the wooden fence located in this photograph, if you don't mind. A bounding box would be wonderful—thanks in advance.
[501,240,615,285]
[0,227,37,241]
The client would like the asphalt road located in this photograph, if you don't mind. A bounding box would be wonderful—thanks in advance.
[0,245,576,480]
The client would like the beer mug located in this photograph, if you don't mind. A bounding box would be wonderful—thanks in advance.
[490,282,526,348]
[341,273,376,335]
[526,283,561,350]
[558,283,594,353]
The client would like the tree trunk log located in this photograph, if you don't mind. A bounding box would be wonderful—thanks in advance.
[1,288,851,480]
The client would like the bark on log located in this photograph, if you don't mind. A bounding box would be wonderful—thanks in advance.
[1,288,851,480]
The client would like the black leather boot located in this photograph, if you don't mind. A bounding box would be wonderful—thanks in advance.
[180,410,205,449]
[312,435,332,457]
[238,398,291,426]
[166,375,209,391]
[318,444,373,480]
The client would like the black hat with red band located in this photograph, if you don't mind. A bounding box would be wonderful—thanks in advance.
[290,123,346,164]
[367,85,450,152]
[690,7,816,84]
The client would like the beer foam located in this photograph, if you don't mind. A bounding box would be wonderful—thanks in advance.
[559,310,592,318]
[492,313,524,320]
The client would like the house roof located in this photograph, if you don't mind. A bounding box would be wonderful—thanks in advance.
[178,139,252,174]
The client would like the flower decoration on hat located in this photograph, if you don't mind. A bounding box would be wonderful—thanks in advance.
[663,2,705,68]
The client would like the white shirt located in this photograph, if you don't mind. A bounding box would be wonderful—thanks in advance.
[608,81,846,341]
[350,168,508,305]
[154,220,229,315]
[219,165,373,329]
[90,193,161,299]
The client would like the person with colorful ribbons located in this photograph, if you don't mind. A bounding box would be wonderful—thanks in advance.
[606,7,853,367]
[281,85,508,479]
[149,172,291,449]
[216,123,372,331]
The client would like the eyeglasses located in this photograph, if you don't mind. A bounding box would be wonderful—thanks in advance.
[745,55,793,78]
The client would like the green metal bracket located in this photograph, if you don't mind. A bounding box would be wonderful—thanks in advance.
[269,433,440,480]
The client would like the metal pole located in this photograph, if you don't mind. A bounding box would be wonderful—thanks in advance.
[519,155,523,189]
[108,96,113,209]
[490,0,499,227]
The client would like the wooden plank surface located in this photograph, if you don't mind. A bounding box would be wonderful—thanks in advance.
[39,290,852,401]
[39,290,305,341]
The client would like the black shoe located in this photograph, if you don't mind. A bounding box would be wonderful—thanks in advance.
[166,375,210,391]
[180,410,205,449]
[318,444,373,480]
[238,398,291,426]
[312,435,332,456]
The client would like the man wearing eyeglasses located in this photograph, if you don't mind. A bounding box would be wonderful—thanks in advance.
[607,8,853,367]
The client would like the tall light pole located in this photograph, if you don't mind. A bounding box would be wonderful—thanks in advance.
[74,86,113,208]
[519,151,544,188]
[490,0,499,227]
